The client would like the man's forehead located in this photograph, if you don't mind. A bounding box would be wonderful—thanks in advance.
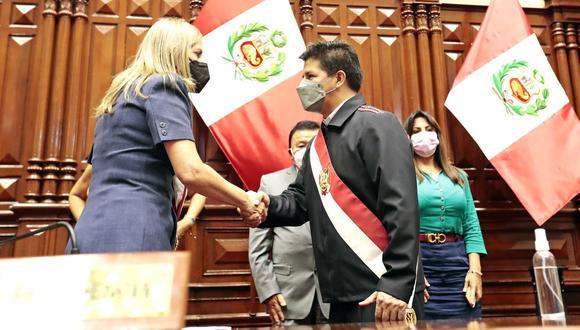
[292,129,318,142]
[303,58,322,71]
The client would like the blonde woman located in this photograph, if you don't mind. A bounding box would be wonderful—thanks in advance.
[67,18,263,253]
[403,111,486,320]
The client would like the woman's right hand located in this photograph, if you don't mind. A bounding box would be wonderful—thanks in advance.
[239,191,269,227]
[176,218,193,238]
[424,277,430,303]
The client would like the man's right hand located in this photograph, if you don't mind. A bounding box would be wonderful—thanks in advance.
[359,291,407,322]
[239,191,270,227]
[265,293,287,325]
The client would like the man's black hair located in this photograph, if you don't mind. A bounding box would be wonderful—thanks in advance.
[299,40,363,92]
[288,120,320,147]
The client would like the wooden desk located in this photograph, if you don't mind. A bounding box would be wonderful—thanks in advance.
[239,316,580,329]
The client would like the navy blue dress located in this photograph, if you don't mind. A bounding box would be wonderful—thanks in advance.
[69,75,194,253]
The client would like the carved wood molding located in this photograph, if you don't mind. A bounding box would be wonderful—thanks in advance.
[59,0,73,16]
[73,0,89,18]
[427,3,451,156]
[564,23,580,114]
[415,4,429,33]
[415,3,435,113]
[551,21,575,104]
[299,0,314,30]
[28,0,60,202]
[429,4,442,33]
[24,160,43,203]
[59,0,90,200]
[190,0,204,23]
[299,0,314,43]
[567,23,580,49]
[43,0,58,16]
[402,4,416,34]
[547,0,580,9]
[553,21,568,49]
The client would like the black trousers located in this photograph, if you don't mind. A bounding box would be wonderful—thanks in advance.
[329,292,424,323]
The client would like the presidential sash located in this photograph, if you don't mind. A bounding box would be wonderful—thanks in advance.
[309,131,388,278]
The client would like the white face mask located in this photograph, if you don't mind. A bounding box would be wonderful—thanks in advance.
[292,148,307,169]
[411,131,439,158]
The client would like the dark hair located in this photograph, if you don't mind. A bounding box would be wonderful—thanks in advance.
[288,120,320,147]
[299,40,363,92]
[403,111,465,187]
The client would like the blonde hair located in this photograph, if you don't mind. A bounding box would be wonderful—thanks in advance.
[95,17,202,116]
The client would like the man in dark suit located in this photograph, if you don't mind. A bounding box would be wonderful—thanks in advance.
[249,121,330,325]
[246,40,424,323]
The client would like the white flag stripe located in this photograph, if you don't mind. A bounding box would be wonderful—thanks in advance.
[190,0,305,126]
[445,34,569,159]
[309,139,387,279]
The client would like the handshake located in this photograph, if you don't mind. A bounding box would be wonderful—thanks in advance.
[238,191,270,227]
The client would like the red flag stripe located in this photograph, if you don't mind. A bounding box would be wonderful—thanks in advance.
[209,73,320,190]
[490,104,580,225]
[314,132,388,251]
[193,0,264,35]
[453,0,533,87]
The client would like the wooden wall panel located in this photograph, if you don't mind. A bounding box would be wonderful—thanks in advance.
[176,204,265,325]
[9,204,72,257]
[479,209,580,316]
[375,36,405,118]
[0,217,17,258]
[0,0,42,257]
[84,22,118,141]
[313,0,407,117]
[0,37,33,192]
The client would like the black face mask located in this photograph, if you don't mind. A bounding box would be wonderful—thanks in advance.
[189,60,210,93]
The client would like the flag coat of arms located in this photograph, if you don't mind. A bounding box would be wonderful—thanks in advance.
[445,0,580,226]
[191,0,319,190]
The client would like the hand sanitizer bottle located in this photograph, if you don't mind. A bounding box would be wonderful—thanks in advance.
[533,228,566,322]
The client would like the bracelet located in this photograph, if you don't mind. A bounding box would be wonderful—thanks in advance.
[468,269,483,276]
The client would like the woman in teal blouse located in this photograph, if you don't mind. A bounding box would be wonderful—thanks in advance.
[404,111,487,320]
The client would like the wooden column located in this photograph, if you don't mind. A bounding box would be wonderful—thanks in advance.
[415,4,434,113]
[41,0,73,203]
[428,4,452,159]
[57,0,89,201]
[552,22,574,104]
[25,0,59,203]
[189,0,204,23]
[401,4,420,119]
[565,23,580,116]
[299,0,314,44]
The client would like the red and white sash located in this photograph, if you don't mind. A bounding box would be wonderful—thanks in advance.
[309,131,388,278]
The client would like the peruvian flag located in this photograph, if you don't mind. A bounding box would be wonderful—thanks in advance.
[445,0,580,226]
[191,0,320,190]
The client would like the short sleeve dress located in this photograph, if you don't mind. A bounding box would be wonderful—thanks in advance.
[68,75,194,253]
